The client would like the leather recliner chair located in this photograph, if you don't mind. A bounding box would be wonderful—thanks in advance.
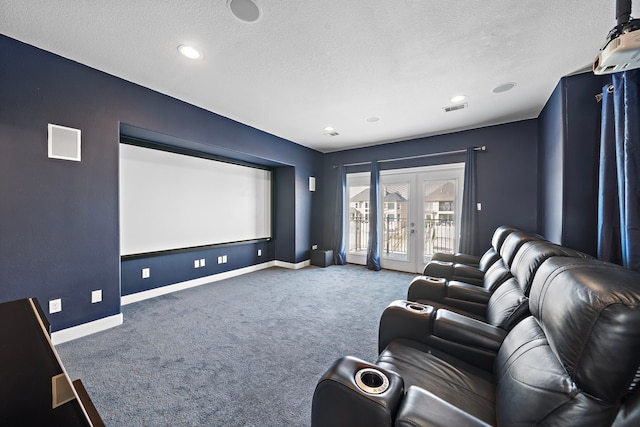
[425,225,518,277]
[420,229,539,286]
[408,239,592,320]
[312,257,640,426]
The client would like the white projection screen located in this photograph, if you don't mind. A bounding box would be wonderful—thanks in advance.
[120,143,272,256]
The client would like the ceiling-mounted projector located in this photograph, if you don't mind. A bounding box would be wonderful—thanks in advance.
[594,0,640,74]
[594,24,640,74]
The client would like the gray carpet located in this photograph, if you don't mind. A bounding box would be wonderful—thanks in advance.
[56,264,414,426]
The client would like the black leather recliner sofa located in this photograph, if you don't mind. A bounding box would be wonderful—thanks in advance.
[408,238,592,321]
[311,257,640,426]
[425,225,518,275]
[418,227,544,285]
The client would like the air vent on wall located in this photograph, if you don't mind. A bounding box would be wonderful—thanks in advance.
[443,103,468,113]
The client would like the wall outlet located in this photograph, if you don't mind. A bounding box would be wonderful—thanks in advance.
[49,298,62,314]
[258,249,262,256]
[91,289,102,304]
[194,259,200,268]
[200,258,206,267]
[142,268,150,279]
[312,244,318,250]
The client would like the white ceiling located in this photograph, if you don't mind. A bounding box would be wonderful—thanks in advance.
[0,1,624,153]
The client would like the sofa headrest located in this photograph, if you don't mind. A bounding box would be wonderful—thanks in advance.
[491,226,518,253]
[510,241,593,295]
[499,231,542,267]
[529,257,640,402]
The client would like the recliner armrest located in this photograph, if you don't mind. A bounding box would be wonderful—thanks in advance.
[450,264,484,286]
[379,301,435,353]
[312,356,404,427]
[447,281,491,304]
[407,276,447,302]
[395,386,492,427]
[432,252,481,266]
[433,310,506,353]
[422,261,455,280]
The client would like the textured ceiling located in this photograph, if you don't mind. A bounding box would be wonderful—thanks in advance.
[0,1,624,152]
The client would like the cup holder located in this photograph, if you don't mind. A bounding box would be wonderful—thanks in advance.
[406,303,427,312]
[424,276,446,284]
[354,368,390,395]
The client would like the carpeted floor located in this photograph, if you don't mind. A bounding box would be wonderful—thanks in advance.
[56,264,414,426]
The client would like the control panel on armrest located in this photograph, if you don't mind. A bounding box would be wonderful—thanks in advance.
[433,310,507,352]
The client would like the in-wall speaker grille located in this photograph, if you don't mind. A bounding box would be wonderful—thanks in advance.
[48,124,81,161]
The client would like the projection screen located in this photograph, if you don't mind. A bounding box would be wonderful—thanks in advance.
[120,143,272,256]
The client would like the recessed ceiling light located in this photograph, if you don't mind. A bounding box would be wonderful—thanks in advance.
[492,82,517,93]
[324,126,335,132]
[178,45,201,59]
[450,95,466,103]
[366,116,380,123]
[228,0,261,23]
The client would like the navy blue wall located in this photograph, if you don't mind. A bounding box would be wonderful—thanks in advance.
[538,81,565,243]
[1,33,604,333]
[0,35,323,331]
[538,72,604,255]
[321,120,539,253]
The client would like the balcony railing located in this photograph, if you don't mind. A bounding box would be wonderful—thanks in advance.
[348,216,456,258]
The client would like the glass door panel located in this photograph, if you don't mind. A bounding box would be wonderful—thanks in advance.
[346,173,369,265]
[423,179,458,263]
[382,182,410,261]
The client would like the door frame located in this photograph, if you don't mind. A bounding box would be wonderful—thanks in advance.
[345,163,465,273]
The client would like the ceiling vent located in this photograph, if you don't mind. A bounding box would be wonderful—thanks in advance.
[443,103,468,113]
[323,131,340,137]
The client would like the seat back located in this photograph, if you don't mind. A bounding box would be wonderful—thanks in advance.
[509,240,593,296]
[496,257,640,426]
[481,259,512,293]
[485,277,529,330]
[498,231,542,267]
[476,247,501,272]
[490,225,518,253]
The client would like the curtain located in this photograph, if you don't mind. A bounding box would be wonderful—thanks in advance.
[598,70,640,272]
[459,147,479,256]
[366,161,381,270]
[333,165,346,265]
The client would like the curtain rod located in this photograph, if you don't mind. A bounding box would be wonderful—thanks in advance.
[337,145,486,168]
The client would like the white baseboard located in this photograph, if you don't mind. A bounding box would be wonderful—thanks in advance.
[122,261,277,305]
[274,259,311,270]
[52,259,310,344]
[51,313,123,345]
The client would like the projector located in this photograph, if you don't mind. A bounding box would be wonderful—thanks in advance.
[594,26,640,74]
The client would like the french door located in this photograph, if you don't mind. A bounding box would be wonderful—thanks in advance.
[346,164,464,273]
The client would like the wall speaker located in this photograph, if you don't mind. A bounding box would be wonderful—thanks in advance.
[48,124,81,161]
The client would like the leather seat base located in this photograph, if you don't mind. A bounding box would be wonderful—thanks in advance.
[376,339,496,425]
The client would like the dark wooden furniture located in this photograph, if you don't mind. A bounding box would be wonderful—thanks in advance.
[0,298,104,426]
